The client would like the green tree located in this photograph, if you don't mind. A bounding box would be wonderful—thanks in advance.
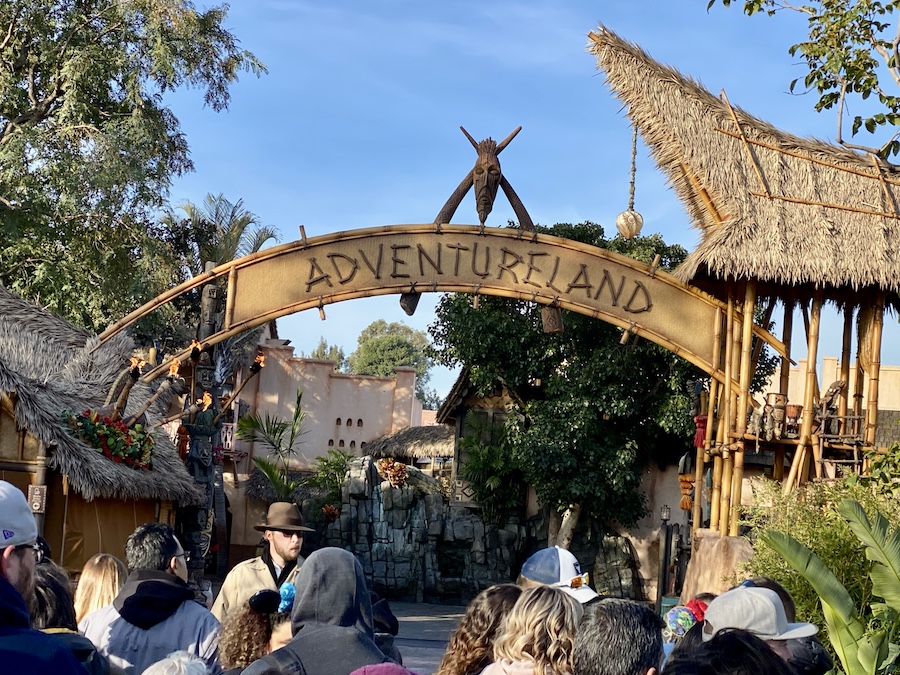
[0,0,265,332]
[709,0,900,158]
[429,223,701,545]
[301,337,348,372]
[347,320,436,405]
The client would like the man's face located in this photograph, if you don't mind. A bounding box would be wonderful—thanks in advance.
[266,529,302,565]
[1,543,36,602]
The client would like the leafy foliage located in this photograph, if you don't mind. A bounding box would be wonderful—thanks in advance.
[347,320,437,405]
[761,497,900,675]
[302,338,349,372]
[458,412,524,525]
[0,1,265,333]
[66,409,154,470]
[306,448,353,504]
[743,450,900,667]
[237,389,308,502]
[709,0,900,158]
[429,223,700,527]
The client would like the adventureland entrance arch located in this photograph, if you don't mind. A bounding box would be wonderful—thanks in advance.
[100,223,786,388]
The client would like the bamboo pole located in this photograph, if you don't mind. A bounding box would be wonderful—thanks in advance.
[871,153,899,217]
[709,401,725,531]
[730,281,756,536]
[719,291,736,534]
[715,127,900,187]
[723,91,770,197]
[865,291,885,447]
[694,307,723,531]
[749,191,900,221]
[774,300,793,481]
[839,307,853,436]
[225,267,237,332]
[784,291,823,493]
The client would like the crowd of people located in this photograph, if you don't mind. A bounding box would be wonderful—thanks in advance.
[0,484,833,675]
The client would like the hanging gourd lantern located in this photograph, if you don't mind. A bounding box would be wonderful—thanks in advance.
[616,123,643,240]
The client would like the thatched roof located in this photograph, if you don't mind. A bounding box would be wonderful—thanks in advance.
[0,285,202,504]
[589,27,900,303]
[367,425,454,459]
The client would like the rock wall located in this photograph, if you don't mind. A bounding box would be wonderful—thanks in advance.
[314,457,642,603]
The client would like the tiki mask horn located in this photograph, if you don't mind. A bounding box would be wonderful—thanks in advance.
[496,126,522,154]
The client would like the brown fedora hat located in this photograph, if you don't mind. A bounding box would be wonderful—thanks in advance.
[253,502,314,533]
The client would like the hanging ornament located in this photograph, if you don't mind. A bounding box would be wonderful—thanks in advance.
[616,123,644,239]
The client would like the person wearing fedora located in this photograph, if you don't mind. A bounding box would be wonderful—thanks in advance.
[212,502,313,622]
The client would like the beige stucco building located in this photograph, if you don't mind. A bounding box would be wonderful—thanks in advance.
[222,337,425,559]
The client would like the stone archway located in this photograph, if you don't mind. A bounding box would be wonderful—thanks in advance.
[98,224,786,387]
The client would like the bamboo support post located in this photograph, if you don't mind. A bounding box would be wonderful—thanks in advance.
[784,291,823,493]
[730,281,756,535]
[694,308,723,531]
[839,307,853,435]
[865,292,885,446]
[225,267,237,331]
[709,398,726,531]
[718,292,736,534]
[779,301,794,397]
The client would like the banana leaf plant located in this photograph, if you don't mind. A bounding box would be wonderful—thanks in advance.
[762,499,900,675]
[237,388,308,501]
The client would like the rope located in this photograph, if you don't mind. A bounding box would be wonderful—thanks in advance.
[628,123,638,211]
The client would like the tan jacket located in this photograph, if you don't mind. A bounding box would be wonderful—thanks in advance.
[211,555,302,622]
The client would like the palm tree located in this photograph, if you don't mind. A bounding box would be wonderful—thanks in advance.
[236,389,308,501]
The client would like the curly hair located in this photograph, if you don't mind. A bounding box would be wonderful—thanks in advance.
[219,604,291,670]
[492,586,579,675]
[437,584,522,675]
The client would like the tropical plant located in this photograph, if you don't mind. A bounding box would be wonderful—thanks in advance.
[762,499,900,675]
[376,458,408,488]
[458,412,524,526]
[307,448,353,505]
[236,389,307,502]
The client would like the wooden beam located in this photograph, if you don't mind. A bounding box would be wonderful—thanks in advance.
[722,90,770,197]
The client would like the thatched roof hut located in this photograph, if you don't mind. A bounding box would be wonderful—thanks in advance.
[0,285,200,503]
[366,425,454,460]
[588,26,900,305]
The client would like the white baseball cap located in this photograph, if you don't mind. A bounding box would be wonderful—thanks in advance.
[0,481,37,549]
[702,586,818,642]
[520,545,599,604]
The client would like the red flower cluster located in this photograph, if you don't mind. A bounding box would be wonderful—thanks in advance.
[66,409,154,470]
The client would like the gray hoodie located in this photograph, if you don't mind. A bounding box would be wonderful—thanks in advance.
[242,548,389,675]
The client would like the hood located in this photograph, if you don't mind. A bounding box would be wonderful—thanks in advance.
[113,570,194,629]
[291,548,374,637]
[0,576,30,628]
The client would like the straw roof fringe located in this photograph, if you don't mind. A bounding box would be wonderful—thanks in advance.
[588,27,900,300]
[0,285,202,504]
[366,425,454,460]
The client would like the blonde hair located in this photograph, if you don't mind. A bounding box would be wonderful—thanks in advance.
[492,586,579,675]
[74,553,127,623]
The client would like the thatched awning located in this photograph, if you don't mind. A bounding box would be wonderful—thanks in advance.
[588,27,900,302]
[0,285,202,504]
[367,425,454,460]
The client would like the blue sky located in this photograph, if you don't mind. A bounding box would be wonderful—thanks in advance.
[165,1,897,399]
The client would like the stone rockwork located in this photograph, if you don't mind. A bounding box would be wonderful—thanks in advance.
[314,457,643,603]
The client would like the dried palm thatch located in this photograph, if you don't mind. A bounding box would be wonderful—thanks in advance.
[366,425,454,460]
[588,26,900,304]
[0,285,202,504]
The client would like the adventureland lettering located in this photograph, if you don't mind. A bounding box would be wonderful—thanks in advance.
[302,240,652,313]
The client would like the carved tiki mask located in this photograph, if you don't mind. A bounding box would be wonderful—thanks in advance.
[473,138,501,225]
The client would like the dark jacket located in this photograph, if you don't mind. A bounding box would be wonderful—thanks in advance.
[80,570,221,675]
[242,548,389,675]
[44,628,114,675]
[0,575,87,673]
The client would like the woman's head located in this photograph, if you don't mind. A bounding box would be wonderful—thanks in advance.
[663,629,796,675]
[219,601,291,670]
[30,560,77,630]
[74,553,127,623]
[493,585,579,675]
[437,583,522,675]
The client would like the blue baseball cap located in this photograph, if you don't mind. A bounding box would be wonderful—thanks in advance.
[520,546,599,604]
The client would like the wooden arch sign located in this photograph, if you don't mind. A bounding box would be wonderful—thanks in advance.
[96,224,785,384]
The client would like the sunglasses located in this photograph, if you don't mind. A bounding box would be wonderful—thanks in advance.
[249,589,281,614]
[15,542,43,564]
